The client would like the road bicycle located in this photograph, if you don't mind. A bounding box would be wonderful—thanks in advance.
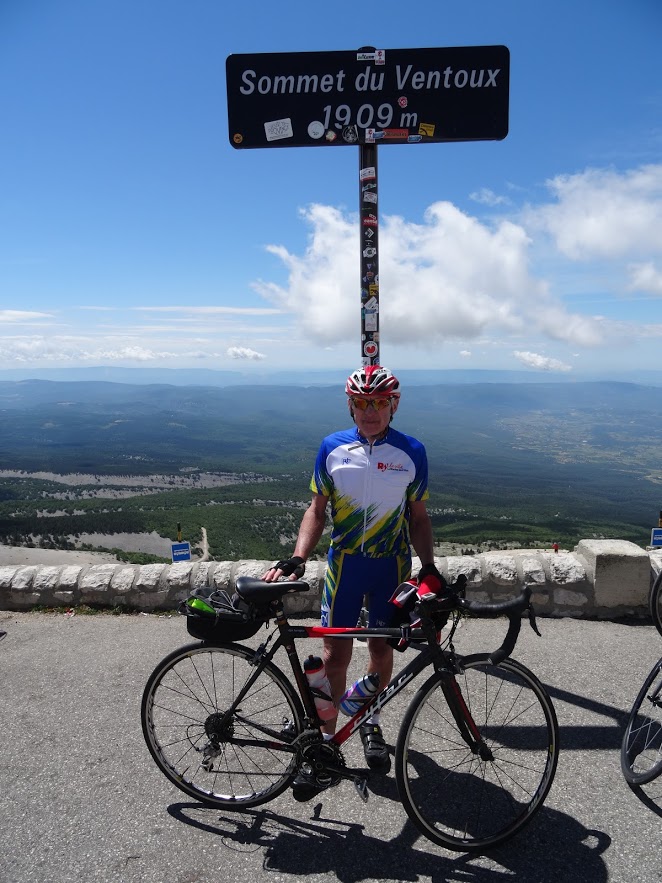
[649,569,662,637]
[621,653,662,786]
[141,576,559,853]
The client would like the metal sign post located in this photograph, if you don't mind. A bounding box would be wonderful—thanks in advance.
[359,141,379,364]
[226,45,510,365]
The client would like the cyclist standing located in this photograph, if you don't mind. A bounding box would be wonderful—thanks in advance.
[263,365,443,787]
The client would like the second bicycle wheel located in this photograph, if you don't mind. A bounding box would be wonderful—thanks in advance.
[621,656,662,786]
[649,570,662,638]
[395,654,559,852]
[141,641,304,808]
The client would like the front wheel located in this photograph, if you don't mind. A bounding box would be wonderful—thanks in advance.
[395,654,559,853]
[141,641,304,808]
[621,656,662,786]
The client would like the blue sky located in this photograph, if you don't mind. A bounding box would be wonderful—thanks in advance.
[1,0,661,378]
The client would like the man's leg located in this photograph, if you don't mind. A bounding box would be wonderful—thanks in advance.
[366,636,393,687]
[321,636,353,735]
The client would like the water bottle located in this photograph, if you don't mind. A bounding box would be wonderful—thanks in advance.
[338,673,380,717]
[303,655,336,721]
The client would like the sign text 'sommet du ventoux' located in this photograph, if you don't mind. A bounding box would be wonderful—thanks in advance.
[226,45,509,149]
[226,46,510,148]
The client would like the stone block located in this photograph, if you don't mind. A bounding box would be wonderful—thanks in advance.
[483,554,518,586]
[110,567,137,594]
[545,552,586,585]
[133,564,166,592]
[80,564,117,591]
[575,539,649,608]
[166,562,194,589]
[446,557,482,586]
[59,566,82,589]
[134,589,170,610]
[33,567,62,592]
[0,566,20,588]
[211,561,233,590]
[11,567,37,590]
[554,588,588,607]
[192,561,214,590]
[522,556,546,585]
[10,590,40,607]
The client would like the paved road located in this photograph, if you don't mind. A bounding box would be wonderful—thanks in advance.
[1,608,661,883]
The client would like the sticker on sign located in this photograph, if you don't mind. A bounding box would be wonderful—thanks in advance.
[265,118,294,142]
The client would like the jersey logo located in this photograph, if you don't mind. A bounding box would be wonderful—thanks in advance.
[377,461,408,472]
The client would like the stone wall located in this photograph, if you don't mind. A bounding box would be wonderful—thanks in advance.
[1,539,661,620]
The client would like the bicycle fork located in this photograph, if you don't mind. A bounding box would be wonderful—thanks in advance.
[441,674,494,762]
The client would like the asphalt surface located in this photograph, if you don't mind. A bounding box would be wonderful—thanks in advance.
[1,607,661,883]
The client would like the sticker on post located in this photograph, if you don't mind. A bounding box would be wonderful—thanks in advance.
[265,118,294,142]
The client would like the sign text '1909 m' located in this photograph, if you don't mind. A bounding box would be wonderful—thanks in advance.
[226,45,510,149]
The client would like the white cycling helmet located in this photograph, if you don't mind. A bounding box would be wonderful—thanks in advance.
[345,365,401,398]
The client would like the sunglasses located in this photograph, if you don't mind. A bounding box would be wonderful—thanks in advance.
[350,396,392,412]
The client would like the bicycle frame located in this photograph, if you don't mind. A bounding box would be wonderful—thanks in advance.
[215,600,481,760]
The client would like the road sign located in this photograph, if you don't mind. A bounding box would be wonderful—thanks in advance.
[171,542,191,562]
[226,45,509,149]
[651,529,662,548]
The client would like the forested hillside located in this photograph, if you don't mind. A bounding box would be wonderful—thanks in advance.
[1,379,661,559]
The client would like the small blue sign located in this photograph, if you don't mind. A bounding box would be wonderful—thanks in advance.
[651,529,662,548]
[171,542,191,562]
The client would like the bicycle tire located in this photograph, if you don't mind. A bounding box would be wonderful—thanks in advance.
[395,653,559,853]
[141,641,304,808]
[621,656,662,785]
[649,570,662,638]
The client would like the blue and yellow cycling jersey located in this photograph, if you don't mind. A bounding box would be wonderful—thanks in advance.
[310,426,429,558]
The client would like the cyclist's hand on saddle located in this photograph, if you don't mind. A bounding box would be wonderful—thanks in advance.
[262,556,306,581]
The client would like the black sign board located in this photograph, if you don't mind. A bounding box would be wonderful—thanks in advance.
[226,45,509,149]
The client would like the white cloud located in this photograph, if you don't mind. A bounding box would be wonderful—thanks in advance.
[513,351,572,372]
[0,310,54,323]
[459,350,472,358]
[526,164,662,259]
[226,346,266,361]
[469,188,510,206]
[131,305,282,316]
[254,201,603,350]
[628,262,662,295]
[0,336,226,364]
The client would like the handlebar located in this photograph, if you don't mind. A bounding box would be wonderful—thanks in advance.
[417,584,541,665]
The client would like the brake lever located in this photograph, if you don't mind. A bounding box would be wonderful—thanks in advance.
[527,603,542,637]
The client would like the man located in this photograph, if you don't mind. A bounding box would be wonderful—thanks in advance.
[263,365,442,791]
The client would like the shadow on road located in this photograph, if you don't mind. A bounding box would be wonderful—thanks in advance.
[168,799,611,882]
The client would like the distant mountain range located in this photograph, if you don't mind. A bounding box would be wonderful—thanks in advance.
[2,365,662,387]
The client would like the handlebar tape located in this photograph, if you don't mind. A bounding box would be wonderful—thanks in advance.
[456,587,532,665]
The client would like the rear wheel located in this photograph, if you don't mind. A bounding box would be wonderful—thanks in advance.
[395,654,559,852]
[141,642,304,808]
[621,657,662,786]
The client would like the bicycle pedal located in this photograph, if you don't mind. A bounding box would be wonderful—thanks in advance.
[353,777,369,803]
